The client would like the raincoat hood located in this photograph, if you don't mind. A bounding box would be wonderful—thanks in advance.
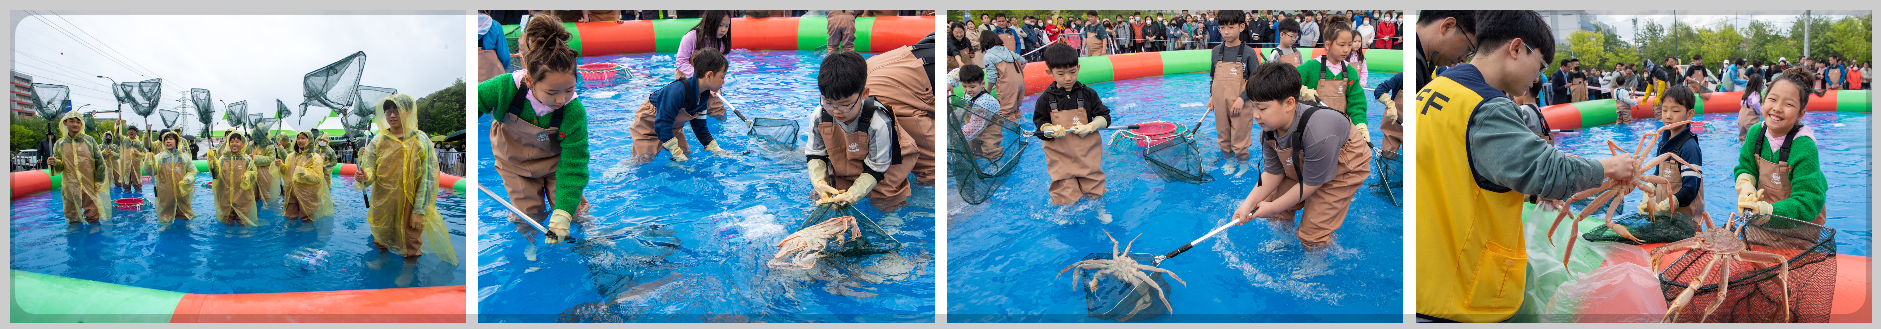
[56,110,87,139]
[161,131,184,152]
[374,94,420,136]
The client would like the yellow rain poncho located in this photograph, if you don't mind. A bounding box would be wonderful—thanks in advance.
[111,129,151,191]
[358,94,457,265]
[211,132,263,226]
[284,130,335,221]
[153,131,198,223]
[250,132,283,204]
[49,112,111,223]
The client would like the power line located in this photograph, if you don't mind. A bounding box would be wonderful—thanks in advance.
[13,51,96,78]
[47,11,169,82]
[24,12,152,81]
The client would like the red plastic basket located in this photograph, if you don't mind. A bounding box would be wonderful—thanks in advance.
[114,198,144,210]
[1125,121,1182,147]
[578,63,622,81]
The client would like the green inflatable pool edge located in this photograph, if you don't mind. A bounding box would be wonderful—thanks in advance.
[10,270,182,323]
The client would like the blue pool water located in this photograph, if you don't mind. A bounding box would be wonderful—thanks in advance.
[1552,111,1871,256]
[947,71,1404,322]
[9,173,468,293]
[476,50,936,323]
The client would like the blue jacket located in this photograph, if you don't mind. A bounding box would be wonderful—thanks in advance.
[649,77,714,146]
[1655,127,1703,207]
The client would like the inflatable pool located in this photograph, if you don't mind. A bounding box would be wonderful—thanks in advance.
[1017,48,1405,96]
[505,16,935,57]
[11,270,464,323]
[1541,90,1871,130]
[10,163,466,201]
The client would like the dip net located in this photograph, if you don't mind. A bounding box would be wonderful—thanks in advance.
[31,83,69,121]
[947,92,1026,205]
[1656,214,1836,323]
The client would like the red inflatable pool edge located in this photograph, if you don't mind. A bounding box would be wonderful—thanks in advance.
[11,170,53,200]
[170,285,466,323]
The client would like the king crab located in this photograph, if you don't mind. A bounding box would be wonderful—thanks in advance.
[1650,211,1792,323]
[768,216,860,269]
[1543,121,1704,270]
[1058,230,1188,320]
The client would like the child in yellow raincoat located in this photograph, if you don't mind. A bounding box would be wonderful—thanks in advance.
[210,132,262,226]
[47,111,111,224]
[357,94,456,265]
[284,130,335,222]
[250,132,284,204]
[153,130,198,224]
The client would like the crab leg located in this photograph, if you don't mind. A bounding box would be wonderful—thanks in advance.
[1665,254,1724,323]
[1134,264,1189,287]
[1699,258,1734,323]
[1736,250,1792,323]
[1551,182,1618,245]
[1601,186,1645,243]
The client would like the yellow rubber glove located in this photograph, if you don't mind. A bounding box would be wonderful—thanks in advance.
[1380,94,1400,123]
[1039,123,1066,138]
[821,174,876,206]
[1299,86,1319,103]
[1353,124,1370,139]
[806,159,842,199]
[704,141,733,156]
[1071,116,1108,136]
[1739,199,1773,214]
[1734,173,1757,200]
[545,209,573,244]
[662,138,689,162]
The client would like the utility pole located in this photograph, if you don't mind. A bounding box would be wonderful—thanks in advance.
[1803,10,1811,58]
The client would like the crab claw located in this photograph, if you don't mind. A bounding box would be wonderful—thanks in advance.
[1606,221,1645,244]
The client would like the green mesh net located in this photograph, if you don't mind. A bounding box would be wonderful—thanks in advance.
[726,103,799,148]
[1656,214,1836,323]
[1371,146,1404,206]
[225,100,250,129]
[303,51,367,111]
[1079,252,1172,322]
[1142,133,1213,184]
[798,204,900,256]
[346,86,398,139]
[1582,211,1701,244]
[31,83,70,121]
[159,109,182,129]
[112,78,163,118]
[947,93,1027,205]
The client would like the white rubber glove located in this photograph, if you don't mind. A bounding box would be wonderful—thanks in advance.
[662,138,689,162]
[546,209,573,244]
[1739,199,1773,214]
[1071,116,1108,136]
[704,141,732,156]
[1735,173,1758,200]
[806,159,842,199]
[1039,123,1066,138]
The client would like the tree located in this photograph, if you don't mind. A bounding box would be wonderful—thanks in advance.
[1566,30,1610,69]
[1829,15,1871,63]
[12,124,37,152]
[417,78,467,137]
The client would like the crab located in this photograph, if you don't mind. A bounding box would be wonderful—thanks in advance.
[1543,121,1705,270]
[1057,230,1188,319]
[768,216,860,270]
[1649,211,1791,323]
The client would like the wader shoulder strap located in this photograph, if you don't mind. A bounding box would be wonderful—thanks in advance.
[505,82,567,141]
[1752,123,1803,164]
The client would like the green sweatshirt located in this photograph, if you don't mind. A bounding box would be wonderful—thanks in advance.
[478,72,590,215]
[1297,58,1369,124]
[1732,123,1827,228]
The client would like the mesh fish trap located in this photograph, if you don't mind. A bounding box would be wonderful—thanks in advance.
[1079,253,1171,322]
[946,94,1027,204]
[799,205,900,256]
[31,83,70,120]
[1142,132,1213,184]
[1583,212,1700,244]
[1656,215,1836,323]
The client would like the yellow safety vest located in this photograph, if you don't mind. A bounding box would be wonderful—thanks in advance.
[1414,65,1528,322]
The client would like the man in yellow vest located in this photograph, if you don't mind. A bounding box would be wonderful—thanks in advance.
[1414,11,1638,322]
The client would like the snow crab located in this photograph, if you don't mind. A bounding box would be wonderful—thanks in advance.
[1543,121,1705,270]
[1057,230,1188,319]
[768,216,860,269]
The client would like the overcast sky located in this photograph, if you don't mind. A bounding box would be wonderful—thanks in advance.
[1543,10,1868,44]
[13,12,464,133]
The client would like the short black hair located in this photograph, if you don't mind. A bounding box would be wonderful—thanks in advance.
[1086,10,1099,18]
[1276,18,1301,35]
[690,47,728,76]
[1660,83,1696,110]
[1043,43,1079,70]
[1564,58,1579,64]
[978,30,1001,50]
[817,51,869,100]
[1472,10,1555,65]
[958,64,984,84]
[1216,9,1246,25]
[1245,62,1303,103]
[994,13,1006,19]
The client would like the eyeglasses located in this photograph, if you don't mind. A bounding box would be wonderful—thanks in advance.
[821,97,864,117]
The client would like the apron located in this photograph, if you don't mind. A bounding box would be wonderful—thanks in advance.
[1042,95,1106,205]
[1260,107,1372,247]
[868,46,938,183]
[1752,130,1828,225]
[1086,33,1107,56]
[491,85,572,221]
[813,105,916,212]
[214,154,258,226]
[632,81,702,158]
[976,60,1026,159]
[155,153,195,222]
[366,134,426,256]
[252,148,279,204]
[1656,156,1705,219]
[1570,80,1589,102]
[999,32,1018,54]
[59,139,104,223]
[477,50,505,83]
[1316,57,1355,115]
[1211,52,1255,161]
[117,142,143,189]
